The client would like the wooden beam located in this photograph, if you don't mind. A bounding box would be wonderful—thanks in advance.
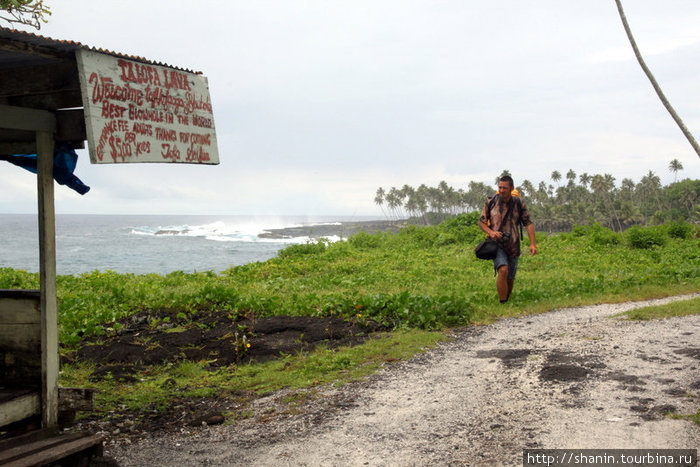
[56,109,86,142]
[5,91,84,112]
[4,91,83,111]
[0,62,79,100]
[0,142,38,154]
[0,105,55,132]
[36,131,59,429]
[0,39,73,61]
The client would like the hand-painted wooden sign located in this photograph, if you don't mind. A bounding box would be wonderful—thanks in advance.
[76,49,219,164]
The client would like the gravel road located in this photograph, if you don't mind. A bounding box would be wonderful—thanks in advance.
[107,294,699,466]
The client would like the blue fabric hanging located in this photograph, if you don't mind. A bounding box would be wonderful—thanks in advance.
[1,143,90,195]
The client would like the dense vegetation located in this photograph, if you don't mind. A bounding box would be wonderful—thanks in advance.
[374,166,699,232]
[0,215,697,348]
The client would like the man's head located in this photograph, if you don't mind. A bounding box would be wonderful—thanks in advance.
[498,175,514,201]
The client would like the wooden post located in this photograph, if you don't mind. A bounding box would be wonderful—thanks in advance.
[36,130,59,429]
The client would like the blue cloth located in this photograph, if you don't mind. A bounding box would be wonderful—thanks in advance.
[1,144,90,195]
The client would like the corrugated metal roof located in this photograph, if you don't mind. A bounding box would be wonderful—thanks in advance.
[0,26,199,74]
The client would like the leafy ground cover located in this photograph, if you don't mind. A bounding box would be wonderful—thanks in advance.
[0,216,698,436]
[3,214,698,347]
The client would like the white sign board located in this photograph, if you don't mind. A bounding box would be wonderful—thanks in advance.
[76,49,219,164]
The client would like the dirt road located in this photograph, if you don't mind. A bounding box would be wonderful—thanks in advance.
[107,294,699,466]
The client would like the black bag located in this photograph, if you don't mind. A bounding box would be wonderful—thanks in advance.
[474,238,499,260]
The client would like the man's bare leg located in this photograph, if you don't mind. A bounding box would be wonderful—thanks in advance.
[497,265,509,302]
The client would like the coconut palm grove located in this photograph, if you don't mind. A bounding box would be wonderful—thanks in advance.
[374,161,698,232]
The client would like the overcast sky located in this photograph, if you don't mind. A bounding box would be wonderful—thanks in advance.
[3,0,699,216]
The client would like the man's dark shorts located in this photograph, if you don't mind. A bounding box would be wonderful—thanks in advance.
[494,247,519,280]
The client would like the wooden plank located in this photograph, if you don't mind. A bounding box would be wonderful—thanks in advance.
[0,298,41,324]
[0,39,71,61]
[5,91,84,113]
[0,427,58,452]
[0,351,42,386]
[0,105,55,133]
[0,388,35,405]
[0,62,79,100]
[0,290,41,300]
[0,432,99,466]
[0,128,35,144]
[37,131,59,429]
[0,392,40,427]
[2,434,102,467]
[0,324,40,349]
[0,142,36,154]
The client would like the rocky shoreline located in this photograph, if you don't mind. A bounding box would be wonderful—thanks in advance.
[257,219,407,240]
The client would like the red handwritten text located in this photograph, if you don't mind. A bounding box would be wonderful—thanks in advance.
[89,73,144,106]
[161,143,181,161]
[192,115,213,128]
[186,145,210,162]
[163,69,192,91]
[118,59,162,86]
[155,127,177,141]
[185,92,213,114]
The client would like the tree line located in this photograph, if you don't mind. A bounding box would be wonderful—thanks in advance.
[374,160,699,232]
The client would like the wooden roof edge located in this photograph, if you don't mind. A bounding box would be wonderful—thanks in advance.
[0,26,201,74]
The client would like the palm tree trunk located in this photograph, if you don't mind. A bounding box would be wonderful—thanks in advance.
[615,0,700,158]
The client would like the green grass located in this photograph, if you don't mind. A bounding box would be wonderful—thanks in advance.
[616,297,700,321]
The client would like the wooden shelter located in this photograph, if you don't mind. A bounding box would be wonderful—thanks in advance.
[0,26,218,464]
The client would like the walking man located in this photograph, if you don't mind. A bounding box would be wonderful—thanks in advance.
[478,175,537,303]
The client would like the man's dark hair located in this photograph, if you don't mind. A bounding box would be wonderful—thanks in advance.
[499,175,514,188]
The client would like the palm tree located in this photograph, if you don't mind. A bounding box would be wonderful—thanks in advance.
[520,179,535,199]
[640,170,664,216]
[579,172,592,189]
[386,187,403,221]
[551,170,562,186]
[374,187,388,220]
[615,0,700,159]
[591,174,622,231]
[668,158,684,182]
[415,184,430,222]
[466,181,492,212]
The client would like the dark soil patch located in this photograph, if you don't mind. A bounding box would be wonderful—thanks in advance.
[67,309,386,379]
[475,348,533,368]
[674,348,700,360]
[60,309,387,437]
[538,351,605,383]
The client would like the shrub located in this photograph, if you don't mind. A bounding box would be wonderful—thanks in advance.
[398,225,441,248]
[348,231,384,249]
[666,221,693,239]
[590,224,621,246]
[439,212,484,243]
[626,225,667,249]
[569,223,620,245]
[277,239,328,258]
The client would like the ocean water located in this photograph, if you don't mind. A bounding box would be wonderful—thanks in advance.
[0,214,380,276]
